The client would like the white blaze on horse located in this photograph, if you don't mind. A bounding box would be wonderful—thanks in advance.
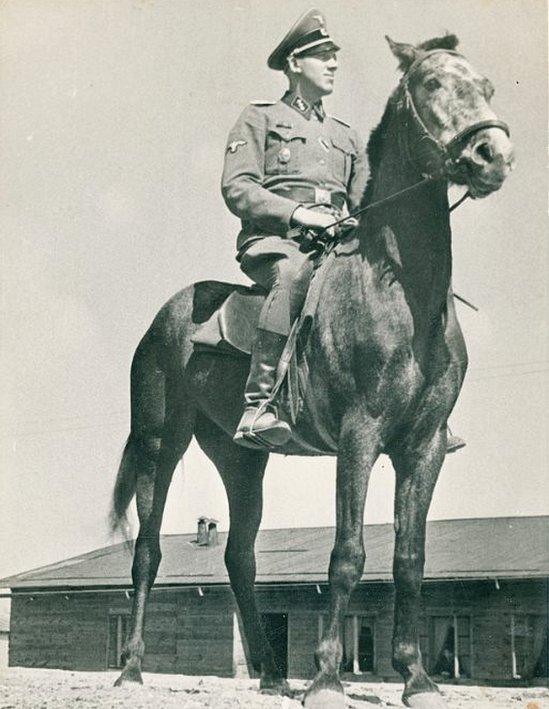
[110,35,513,709]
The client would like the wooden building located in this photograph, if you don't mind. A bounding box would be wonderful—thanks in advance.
[1,516,547,684]
[0,607,9,668]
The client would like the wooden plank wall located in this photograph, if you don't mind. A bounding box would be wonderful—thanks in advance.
[8,578,547,681]
[9,593,109,670]
[421,580,547,680]
[259,580,548,681]
[9,587,235,676]
[175,588,234,676]
[256,584,397,679]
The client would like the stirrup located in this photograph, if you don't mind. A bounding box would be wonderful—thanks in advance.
[233,430,278,451]
[233,404,292,450]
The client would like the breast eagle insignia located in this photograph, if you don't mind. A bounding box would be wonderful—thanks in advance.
[227,140,247,154]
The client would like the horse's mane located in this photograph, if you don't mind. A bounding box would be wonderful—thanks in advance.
[361,33,460,206]
[362,97,396,206]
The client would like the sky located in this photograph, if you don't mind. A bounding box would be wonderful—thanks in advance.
[1,0,547,584]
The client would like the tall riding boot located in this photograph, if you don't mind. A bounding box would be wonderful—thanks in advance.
[233,329,292,449]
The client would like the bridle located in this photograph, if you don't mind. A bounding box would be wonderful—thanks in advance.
[305,48,511,241]
[399,49,510,178]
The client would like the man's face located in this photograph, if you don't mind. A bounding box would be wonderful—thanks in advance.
[293,49,338,96]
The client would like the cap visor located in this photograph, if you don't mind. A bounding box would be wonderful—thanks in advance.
[294,39,340,57]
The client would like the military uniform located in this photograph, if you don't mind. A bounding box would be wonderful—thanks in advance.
[222,92,368,334]
[225,8,368,449]
[223,93,367,255]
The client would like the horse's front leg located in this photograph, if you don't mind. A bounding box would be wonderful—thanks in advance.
[303,417,380,708]
[390,428,448,708]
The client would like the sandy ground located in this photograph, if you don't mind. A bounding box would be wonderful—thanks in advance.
[0,668,547,708]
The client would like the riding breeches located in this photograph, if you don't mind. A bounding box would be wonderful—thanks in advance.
[239,236,316,336]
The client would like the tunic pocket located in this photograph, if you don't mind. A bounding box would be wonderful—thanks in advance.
[265,125,306,175]
[330,134,356,184]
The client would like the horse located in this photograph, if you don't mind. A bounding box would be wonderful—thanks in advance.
[110,34,514,708]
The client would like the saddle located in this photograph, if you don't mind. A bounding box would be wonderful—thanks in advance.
[190,235,358,454]
[191,229,358,349]
[191,281,315,431]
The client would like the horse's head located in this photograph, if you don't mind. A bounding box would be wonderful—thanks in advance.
[386,34,515,198]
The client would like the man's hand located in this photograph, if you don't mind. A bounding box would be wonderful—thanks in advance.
[338,216,359,234]
[290,206,337,237]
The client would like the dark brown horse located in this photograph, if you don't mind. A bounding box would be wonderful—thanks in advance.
[110,35,514,708]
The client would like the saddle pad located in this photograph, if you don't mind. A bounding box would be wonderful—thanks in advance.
[191,285,266,355]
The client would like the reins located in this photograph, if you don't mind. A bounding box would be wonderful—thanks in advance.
[291,47,512,319]
[325,175,435,232]
[314,48,512,239]
[313,178,470,243]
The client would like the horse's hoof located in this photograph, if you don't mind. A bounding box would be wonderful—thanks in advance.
[113,667,143,687]
[403,692,447,708]
[260,678,293,697]
[303,688,346,709]
[113,677,142,688]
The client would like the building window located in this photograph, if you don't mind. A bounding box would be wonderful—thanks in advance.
[261,613,288,678]
[422,615,472,679]
[318,614,375,674]
[510,614,548,680]
[533,623,549,679]
[107,613,130,669]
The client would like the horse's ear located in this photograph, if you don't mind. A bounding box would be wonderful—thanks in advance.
[385,36,418,71]
[418,33,459,52]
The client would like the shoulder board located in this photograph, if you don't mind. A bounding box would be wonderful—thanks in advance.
[330,115,351,128]
[250,100,276,106]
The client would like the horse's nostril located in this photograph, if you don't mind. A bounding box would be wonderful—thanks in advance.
[474,141,493,164]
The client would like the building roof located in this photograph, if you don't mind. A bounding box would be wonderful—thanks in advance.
[1,516,548,591]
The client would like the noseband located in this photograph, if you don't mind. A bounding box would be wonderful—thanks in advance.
[399,49,510,177]
[310,49,511,239]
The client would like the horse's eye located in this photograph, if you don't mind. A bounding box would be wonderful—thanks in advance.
[424,77,441,91]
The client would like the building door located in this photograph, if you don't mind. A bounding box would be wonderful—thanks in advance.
[319,614,376,675]
[341,616,375,673]
[107,614,130,669]
[261,613,288,677]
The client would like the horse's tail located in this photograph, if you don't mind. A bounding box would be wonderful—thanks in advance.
[109,434,139,550]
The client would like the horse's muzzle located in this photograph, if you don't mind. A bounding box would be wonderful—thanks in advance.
[451,126,515,198]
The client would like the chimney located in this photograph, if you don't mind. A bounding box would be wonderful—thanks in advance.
[196,516,218,546]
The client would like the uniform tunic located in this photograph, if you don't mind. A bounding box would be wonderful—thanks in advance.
[221,90,369,335]
[222,90,369,253]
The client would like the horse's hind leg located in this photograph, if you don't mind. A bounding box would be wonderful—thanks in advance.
[114,442,185,686]
[114,350,195,686]
[194,412,291,695]
[390,432,448,708]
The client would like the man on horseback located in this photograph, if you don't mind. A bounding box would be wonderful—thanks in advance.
[222,9,466,454]
[222,9,368,449]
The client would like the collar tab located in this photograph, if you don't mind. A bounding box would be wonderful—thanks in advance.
[282,91,324,121]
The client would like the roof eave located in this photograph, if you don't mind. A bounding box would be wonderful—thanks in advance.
[3,572,547,595]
